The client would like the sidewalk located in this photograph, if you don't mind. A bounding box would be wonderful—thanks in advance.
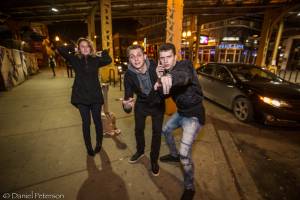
[0,69,260,200]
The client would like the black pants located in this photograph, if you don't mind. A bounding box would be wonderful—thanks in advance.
[67,66,73,78]
[134,103,164,163]
[77,104,103,152]
[50,67,56,77]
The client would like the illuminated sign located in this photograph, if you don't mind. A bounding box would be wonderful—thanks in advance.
[222,37,240,41]
[199,35,209,45]
[218,43,244,49]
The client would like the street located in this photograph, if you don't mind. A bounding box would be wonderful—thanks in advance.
[204,98,300,200]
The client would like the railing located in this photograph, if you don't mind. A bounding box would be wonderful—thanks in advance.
[108,68,116,87]
[276,70,300,84]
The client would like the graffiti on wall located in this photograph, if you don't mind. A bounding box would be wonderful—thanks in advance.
[0,46,39,90]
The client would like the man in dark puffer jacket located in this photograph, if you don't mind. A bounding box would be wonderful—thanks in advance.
[155,43,205,200]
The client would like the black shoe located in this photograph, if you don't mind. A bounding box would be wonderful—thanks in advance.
[128,152,144,163]
[151,162,160,176]
[160,154,180,162]
[181,189,195,200]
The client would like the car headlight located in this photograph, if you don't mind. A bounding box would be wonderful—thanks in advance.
[259,96,291,108]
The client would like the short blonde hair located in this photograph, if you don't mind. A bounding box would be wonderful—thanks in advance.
[126,45,144,58]
[77,37,95,55]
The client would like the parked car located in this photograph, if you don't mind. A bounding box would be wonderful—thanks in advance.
[197,63,300,125]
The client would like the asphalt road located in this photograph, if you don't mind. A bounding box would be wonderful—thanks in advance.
[203,98,300,200]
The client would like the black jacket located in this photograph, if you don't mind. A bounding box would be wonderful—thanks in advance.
[123,60,165,113]
[58,47,112,106]
[168,60,205,124]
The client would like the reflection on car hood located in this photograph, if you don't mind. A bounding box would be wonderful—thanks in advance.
[242,81,300,99]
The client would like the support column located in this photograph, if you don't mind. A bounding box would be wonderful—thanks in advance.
[194,16,203,67]
[188,15,197,62]
[165,0,184,115]
[166,0,184,59]
[271,20,284,66]
[255,9,278,67]
[100,0,115,82]
[87,6,97,49]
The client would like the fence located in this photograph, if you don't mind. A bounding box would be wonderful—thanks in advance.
[276,70,300,84]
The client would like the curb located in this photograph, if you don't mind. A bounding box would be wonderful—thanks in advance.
[211,121,262,200]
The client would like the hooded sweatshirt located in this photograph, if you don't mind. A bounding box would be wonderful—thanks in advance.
[127,59,152,95]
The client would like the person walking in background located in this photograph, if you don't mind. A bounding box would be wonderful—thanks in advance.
[66,59,73,78]
[57,38,112,156]
[122,45,165,176]
[155,43,205,200]
[48,55,56,77]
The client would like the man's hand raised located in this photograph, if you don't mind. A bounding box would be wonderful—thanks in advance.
[160,74,172,94]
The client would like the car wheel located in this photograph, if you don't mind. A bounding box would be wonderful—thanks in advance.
[232,97,253,122]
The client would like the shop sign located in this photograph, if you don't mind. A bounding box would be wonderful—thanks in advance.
[218,43,244,49]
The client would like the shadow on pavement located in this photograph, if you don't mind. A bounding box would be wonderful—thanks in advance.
[77,150,129,200]
[138,156,182,199]
[106,135,128,150]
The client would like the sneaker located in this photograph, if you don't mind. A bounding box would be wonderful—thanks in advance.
[128,152,144,163]
[160,154,180,162]
[151,162,160,176]
[181,189,195,200]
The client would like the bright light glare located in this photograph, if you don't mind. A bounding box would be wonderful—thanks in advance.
[51,8,59,12]
[187,31,192,37]
[259,96,290,108]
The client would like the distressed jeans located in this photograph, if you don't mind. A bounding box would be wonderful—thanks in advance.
[162,112,202,190]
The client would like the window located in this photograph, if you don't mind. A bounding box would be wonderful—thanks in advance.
[198,65,214,75]
[214,66,232,82]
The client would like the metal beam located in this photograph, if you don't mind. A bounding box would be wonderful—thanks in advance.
[100,0,115,82]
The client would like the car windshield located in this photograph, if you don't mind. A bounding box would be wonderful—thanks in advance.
[230,65,283,82]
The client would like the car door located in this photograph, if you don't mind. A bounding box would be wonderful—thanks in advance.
[210,65,239,108]
[197,64,215,100]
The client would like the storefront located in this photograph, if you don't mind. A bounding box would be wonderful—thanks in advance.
[217,43,244,63]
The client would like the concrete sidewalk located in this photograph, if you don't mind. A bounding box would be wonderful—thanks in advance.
[0,69,260,200]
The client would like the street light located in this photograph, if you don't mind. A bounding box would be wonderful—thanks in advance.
[187,30,191,37]
[55,36,60,41]
[51,8,59,12]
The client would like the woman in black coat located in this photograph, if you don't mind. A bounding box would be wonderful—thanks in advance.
[57,38,112,156]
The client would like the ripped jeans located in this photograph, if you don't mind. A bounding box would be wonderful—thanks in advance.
[162,112,202,190]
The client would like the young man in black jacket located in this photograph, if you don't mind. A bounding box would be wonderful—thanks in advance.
[155,43,205,200]
[122,45,165,176]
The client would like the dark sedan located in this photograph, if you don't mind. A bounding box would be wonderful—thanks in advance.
[197,63,300,125]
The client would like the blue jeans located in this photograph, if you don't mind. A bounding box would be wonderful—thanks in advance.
[162,112,202,190]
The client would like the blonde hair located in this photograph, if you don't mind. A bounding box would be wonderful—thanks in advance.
[76,37,96,57]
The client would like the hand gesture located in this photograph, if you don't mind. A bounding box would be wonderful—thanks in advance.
[154,81,161,91]
[160,75,172,94]
[156,61,165,78]
[122,97,135,109]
